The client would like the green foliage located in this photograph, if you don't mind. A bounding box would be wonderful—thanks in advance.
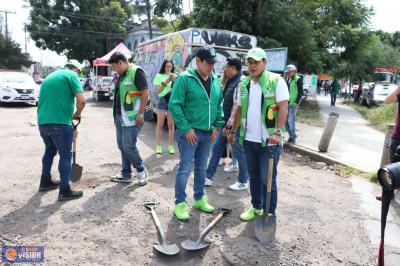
[0,34,31,69]
[192,0,374,74]
[347,102,396,132]
[296,98,324,127]
[27,0,132,61]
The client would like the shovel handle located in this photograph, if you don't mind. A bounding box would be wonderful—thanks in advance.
[197,208,231,243]
[72,117,81,130]
[144,203,166,240]
[267,158,273,193]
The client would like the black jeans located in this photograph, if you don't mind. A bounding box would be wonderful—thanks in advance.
[389,138,400,163]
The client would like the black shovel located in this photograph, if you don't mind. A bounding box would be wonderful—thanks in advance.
[254,155,276,243]
[70,118,82,182]
[144,202,180,256]
[181,208,231,251]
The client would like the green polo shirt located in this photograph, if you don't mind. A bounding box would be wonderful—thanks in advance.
[37,68,84,125]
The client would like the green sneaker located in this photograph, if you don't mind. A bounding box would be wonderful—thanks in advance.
[168,145,175,154]
[173,202,190,221]
[240,206,263,222]
[156,145,162,154]
[193,196,214,213]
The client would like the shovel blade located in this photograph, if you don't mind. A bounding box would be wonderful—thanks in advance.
[70,163,83,182]
[153,243,180,256]
[254,215,276,244]
[181,239,209,251]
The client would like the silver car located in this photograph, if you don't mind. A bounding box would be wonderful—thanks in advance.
[0,71,39,106]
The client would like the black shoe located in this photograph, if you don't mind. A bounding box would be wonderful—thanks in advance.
[39,179,60,192]
[287,138,296,144]
[58,187,83,201]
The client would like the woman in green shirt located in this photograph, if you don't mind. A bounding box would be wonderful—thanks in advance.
[153,59,177,154]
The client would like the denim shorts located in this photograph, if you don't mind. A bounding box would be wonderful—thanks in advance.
[157,97,168,112]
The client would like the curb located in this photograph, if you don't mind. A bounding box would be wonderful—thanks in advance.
[283,143,369,173]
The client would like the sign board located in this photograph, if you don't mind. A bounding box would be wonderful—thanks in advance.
[265,47,288,72]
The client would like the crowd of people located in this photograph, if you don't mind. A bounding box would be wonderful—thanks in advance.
[36,45,307,222]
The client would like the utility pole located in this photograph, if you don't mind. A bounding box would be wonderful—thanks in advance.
[0,10,16,42]
[145,0,152,39]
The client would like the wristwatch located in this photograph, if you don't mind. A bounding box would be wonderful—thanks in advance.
[138,114,144,119]
[274,128,282,136]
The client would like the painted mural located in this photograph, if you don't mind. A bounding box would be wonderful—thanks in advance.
[134,28,257,110]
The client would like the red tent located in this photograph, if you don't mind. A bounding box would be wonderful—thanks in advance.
[93,42,131,66]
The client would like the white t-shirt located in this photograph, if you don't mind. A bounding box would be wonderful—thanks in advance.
[238,76,289,143]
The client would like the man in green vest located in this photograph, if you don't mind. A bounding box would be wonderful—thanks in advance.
[168,46,224,221]
[285,64,303,144]
[228,47,289,221]
[37,59,86,201]
[108,52,149,186]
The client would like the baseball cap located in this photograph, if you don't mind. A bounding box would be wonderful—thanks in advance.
[196,47,218,64]
[286,64,297,72]
[226,57,242,70]
[246,48,267,61]
[65,59,82,73]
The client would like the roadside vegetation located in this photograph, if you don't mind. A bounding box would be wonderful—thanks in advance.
[345,102,396,133]
[335,164,378,182]
[297,97,324,127]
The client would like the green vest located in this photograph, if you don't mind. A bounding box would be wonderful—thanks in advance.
[239,70,285,147]
[114,64,142,126]
[288,74,300,106]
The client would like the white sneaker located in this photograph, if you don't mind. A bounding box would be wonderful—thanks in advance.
[218,158,224,166]
[224,163,239,172]
[229,181,248,191]
[205,178,213,186]
[138,168,148,186]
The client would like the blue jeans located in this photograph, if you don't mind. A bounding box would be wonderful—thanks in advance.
[175,129,212,204]
[331,91,337,105]
[39,124,74,189]
[243,141,282,215]
[285,105,297,140]
[115,115,144,176]
[206,128,248,183]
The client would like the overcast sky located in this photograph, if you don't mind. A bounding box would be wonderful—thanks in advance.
[0,0,398,67]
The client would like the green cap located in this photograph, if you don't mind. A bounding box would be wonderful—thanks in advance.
[65,59,82,73]
[246,48,267,61]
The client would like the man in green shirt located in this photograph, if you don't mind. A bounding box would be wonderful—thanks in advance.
[330,78,341,106]
[168,46,224,221]
[37,59,86,201]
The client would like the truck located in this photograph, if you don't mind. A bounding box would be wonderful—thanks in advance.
[364,66,399,107]
[133,28,257,115]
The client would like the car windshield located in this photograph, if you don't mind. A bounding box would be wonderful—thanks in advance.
[102,78,113,84]
[372,72,393,83]
[0,72,34,83]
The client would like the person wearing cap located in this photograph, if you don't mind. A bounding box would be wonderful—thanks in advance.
[205,57,249,191]
[285,64,303,143]
[228,47,289,221]
[168,46,224,221]
[37,59,86,201]
[108,52,149,186]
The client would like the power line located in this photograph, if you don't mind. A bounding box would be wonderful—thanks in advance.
[28,30,123,40]
[0,10,16,41]
[30,6,137,27]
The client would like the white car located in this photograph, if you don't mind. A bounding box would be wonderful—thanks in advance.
[0,71,40,106]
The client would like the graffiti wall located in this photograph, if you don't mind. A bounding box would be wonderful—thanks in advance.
[134,28,257,110]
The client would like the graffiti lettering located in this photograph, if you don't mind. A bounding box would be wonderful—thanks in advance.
[201,31,253,49]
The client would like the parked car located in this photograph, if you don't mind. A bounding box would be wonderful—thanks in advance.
[0,70,40,106]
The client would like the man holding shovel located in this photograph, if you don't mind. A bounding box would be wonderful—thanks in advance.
[228,48,288,221]
[37,60,86,201]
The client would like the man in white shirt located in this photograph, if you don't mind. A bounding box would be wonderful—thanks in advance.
[228,47,289,221]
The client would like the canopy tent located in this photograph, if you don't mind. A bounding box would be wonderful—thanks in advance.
[93,42,131,66]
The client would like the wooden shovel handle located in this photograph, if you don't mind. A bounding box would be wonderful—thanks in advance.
[267,158,273,193]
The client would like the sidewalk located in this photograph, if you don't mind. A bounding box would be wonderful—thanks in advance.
[291,94,386,173]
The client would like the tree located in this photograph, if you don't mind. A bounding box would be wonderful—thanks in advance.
[192,0,373,73]
[26,0,133,61]
[153,0,183,31]
[0,33,31,69]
